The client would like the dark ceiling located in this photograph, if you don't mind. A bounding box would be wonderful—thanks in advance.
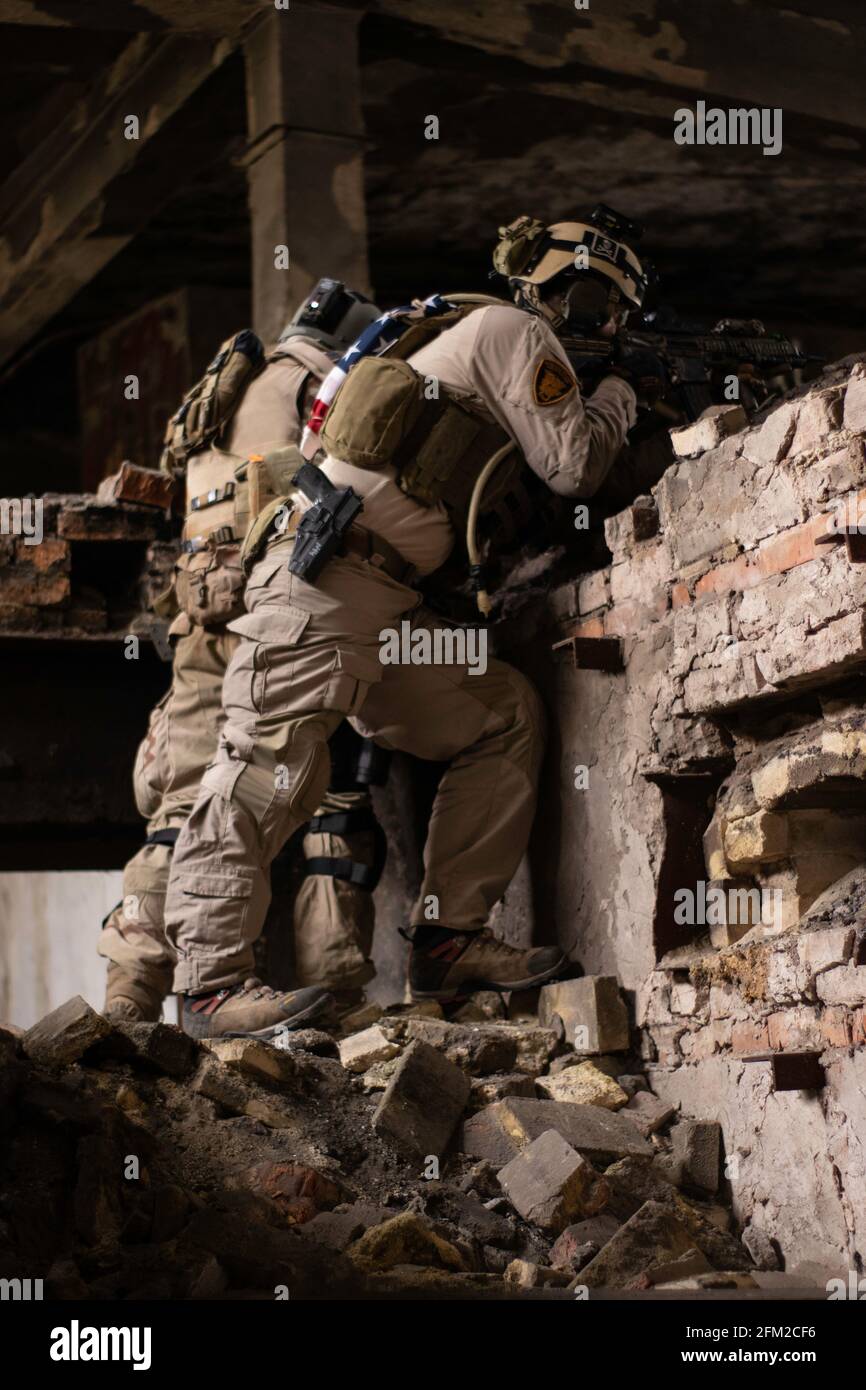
[0,0,863,495]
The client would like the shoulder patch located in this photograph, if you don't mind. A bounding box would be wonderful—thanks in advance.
[533,357,577,407]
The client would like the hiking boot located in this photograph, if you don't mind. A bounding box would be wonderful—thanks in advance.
[182,977,334,1040]
[408,927,567,1002]
[103,963,165,1023]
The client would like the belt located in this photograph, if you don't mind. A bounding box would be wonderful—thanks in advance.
[342,525,415,585]
[282,508,414,586]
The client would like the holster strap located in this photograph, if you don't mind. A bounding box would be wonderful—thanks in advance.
[341,525,415,585]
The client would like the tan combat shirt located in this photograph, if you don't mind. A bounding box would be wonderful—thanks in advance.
[320,303,636,576]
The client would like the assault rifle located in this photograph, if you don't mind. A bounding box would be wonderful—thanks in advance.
[561,313,823,422]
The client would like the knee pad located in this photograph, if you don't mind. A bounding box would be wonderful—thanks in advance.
[302,807,387,891]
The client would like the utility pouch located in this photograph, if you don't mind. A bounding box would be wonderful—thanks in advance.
[320,356,426,470]
[160,329,265,473]
[288,463,363,583]
[174,548,246,626]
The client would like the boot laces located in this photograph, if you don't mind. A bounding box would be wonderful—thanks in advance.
[238,977,285,1003]
[472,930,529,964]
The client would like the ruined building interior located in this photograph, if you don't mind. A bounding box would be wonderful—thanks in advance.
[1,0,865,1310]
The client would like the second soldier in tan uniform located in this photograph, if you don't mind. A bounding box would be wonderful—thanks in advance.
[99,281,382,1027]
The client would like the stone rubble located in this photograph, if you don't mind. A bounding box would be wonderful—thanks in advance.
[0,973,811,1300]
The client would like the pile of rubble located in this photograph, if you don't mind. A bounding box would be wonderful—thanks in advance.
[0,977,789,1300]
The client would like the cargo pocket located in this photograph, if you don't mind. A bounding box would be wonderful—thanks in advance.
[326,647,383,716]
[177,869,254,900]
[226,606,312,717]
[242,549,291,606]
[172,867,255,960]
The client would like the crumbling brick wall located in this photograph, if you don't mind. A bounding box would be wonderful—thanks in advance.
[491,355,866,1274]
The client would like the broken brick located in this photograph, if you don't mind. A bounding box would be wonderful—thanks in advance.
[120,1021,200,1077]
[538,976,630,1053]
[549,1214,621,1271]
[346,1211,466,1272]
[460,1097,651,1168]
[671,1119,721,1194]
[536,1061,629,1110]
[625,1090,677,1136]
[96,461,175,510]
[372,1039,470,1159]
[580,1199,698,1288]
[22,996,113,1068]
[338,1025,400,1073]
[497,1129,608,1234]
[227,1162,344,1226]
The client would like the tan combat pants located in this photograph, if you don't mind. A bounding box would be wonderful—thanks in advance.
[97,618,240,999]
[99,614,378,998]
[164,538,546,995]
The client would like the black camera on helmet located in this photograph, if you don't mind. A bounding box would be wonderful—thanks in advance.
[589,204,645,245]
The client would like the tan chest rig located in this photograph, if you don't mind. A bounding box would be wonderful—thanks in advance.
[160,333,326,627]
[319,305,545,559]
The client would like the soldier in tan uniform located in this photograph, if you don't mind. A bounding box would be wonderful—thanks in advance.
[163,210,659,1039]
[99,281,382,1025]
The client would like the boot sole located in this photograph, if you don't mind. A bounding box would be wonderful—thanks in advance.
[410,953,568,1003]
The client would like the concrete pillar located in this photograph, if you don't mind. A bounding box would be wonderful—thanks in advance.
[242,4,370,345]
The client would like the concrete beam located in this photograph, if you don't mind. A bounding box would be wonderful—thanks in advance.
[0,33,235,369]
[343,0,866,133]
[243,5,369,344]
[0,0,262,31]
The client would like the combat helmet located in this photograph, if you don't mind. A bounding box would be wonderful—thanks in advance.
[279,277,381,353]
[493,205,651,332]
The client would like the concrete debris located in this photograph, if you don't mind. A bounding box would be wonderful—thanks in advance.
[346,1212,467,1273]
[0,991,768,1298]
[497,1130,609,1233]
[22,996,112,1068]
[639,1247,713,1287]
[461,1098,652,1168]
[504,1259,572,1289]
[624,1090,677,1136]
[359,1059,399,1092]
[382,1016,559,1076]
[670,1120,721,1195]
[536,1060,629,1109]
[338,1025,400,1074]
[538,977,630,1054]
[205,1038,294,1086]
[579,1200,698,1289]
[372,1040,470,1158]
[302,1204,392,1252]
[742,1224,782,1271]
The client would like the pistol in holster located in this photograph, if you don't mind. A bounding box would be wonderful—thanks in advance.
[288,461,364,583]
